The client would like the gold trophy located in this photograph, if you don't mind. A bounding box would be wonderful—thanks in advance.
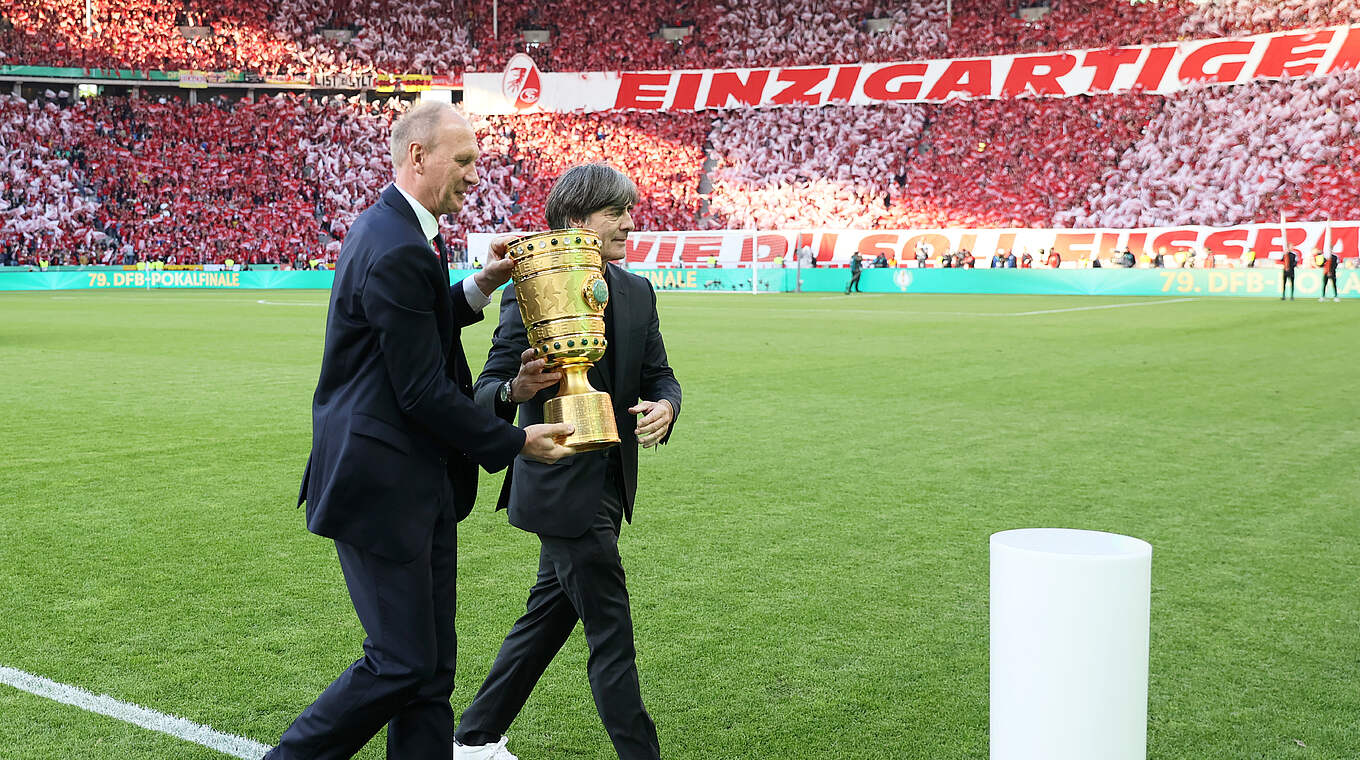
[507,229,619,452]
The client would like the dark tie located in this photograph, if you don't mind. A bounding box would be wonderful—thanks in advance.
[432,234,449,270]
[432,233,471,387]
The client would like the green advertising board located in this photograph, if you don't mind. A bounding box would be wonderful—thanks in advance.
[0,65,178,80]
[0,270,334,290]
[1,266,1356,298]
[0,269,473,290]
[628,267,1360,299]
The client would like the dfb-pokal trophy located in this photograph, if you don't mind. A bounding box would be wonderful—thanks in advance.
[506,228,620,451]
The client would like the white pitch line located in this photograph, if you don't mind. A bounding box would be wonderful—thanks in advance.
[663,296,1200,317]
[996,297,1199,316]
[0,665,271,759]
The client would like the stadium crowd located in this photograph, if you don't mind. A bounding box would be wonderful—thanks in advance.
[943,0,1188,59]
[1177,0,1360,37]
[888,94,1164,229]
[5,0,1360,76]
[1,91,376,267]
[1062,69,1360,228]
[5,1,1360,266]
[5,66,1360,266]
[0,0,293,73]
[0,92,103,263]
[463,0,721,73]
[702,104,926,229]
[269,0,474,78]
[470,112,710,233]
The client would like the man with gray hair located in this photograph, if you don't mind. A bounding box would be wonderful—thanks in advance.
[264,101,574,760]
[454,163,681,760]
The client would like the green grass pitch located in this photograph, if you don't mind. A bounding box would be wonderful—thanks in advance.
[0,289,1356,759]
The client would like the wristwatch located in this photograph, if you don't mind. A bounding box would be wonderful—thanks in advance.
[498,379,514,404]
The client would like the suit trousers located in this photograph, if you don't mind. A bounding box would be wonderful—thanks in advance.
[456,465,660,760]
[268,503,458,760]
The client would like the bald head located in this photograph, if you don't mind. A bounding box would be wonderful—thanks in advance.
[391,101,469,168]
[391,102,480,218]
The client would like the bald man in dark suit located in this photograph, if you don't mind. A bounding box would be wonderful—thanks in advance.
[265,102,573,760]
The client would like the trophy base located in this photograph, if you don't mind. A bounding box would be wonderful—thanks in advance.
[545,390,619,452]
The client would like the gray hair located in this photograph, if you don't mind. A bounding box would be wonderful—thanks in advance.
[389,101,456,168]
[545,164,639,229]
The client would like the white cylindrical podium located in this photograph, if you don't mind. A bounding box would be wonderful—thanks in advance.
[990,528,1152,760]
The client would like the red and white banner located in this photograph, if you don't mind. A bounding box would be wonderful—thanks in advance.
[470,222,1360,266]
[465,25,1360,114]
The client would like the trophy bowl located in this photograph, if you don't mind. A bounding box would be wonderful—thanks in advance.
[507,228,620,452]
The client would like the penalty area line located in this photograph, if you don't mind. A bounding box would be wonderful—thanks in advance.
[664,296,1201,317]
[0,665,271,759]
[996,297,1200,316]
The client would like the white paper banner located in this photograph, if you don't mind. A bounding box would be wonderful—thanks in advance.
[469,222,1359,266]
[465,26,1360,114]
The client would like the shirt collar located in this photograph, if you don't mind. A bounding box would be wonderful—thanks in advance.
[393,184,440,242]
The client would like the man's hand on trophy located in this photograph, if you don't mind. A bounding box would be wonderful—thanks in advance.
[630,399,673,448]
[473,233,519,296]
[510,348,561,402]
[521,423,576,463]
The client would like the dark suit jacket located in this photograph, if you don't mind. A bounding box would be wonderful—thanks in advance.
[475,262,681,539]
[299,184,525,561]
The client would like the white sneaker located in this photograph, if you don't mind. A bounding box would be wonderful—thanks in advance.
[454,735,518,760]
[1335,297,1341,302]
[1319,297,1326,302]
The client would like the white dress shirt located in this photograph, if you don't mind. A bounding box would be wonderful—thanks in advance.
[394,183,491,311]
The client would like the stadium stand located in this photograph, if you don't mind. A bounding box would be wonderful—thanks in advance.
[1060,70,1360,228]
[702,104,927,229]
[464,0,722,73]
[0,94,709,264]
[0,0,294,73]
[706,0,948,68]
[943,0,1189,59]
[6,68,1360,264]
[469,112,710,233]
[890,94,1164,230]
[77,93,325,265]
[2,92,357,265]
[1178,0,1360,37]
[270,0,473,77]
[6,0,1360,75]
[0,93,102,262]
[4,1,1360,265]
[282,106,709,257]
